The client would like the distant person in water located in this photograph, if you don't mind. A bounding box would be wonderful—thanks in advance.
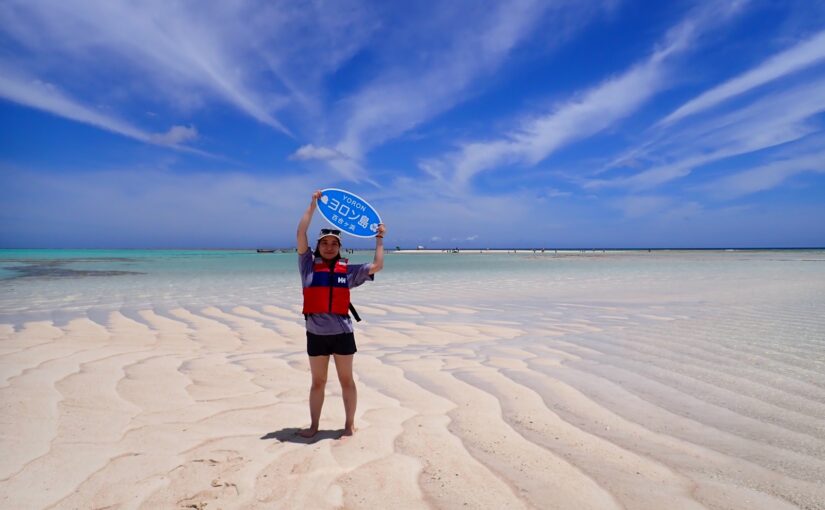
[296,189,385,438]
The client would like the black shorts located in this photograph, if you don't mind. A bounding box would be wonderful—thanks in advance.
[306,331,357,356]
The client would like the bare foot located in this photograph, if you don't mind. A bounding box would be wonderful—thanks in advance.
[297,427,318,438]
[340,425,356,438]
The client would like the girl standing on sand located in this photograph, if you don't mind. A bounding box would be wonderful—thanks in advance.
[296,190,385,438]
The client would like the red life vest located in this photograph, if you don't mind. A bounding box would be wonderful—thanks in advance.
[302,257,351,316]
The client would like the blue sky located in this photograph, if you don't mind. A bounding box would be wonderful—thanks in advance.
[1,0,824,249]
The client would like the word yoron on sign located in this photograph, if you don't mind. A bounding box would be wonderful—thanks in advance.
[317,188,383,238]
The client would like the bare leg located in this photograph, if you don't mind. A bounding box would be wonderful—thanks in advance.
[333,354,357,436]
[298,355,330,438]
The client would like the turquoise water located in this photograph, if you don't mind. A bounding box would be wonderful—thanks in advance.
[2,249,824,324]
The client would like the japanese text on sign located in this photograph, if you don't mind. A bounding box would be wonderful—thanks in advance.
[318,188,382,238]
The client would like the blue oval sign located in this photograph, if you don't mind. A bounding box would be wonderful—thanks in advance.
[317,188,383,238]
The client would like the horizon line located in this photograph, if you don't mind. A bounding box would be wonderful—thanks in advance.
[2,246,824,252]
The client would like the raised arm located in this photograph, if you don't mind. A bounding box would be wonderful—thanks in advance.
[297,190,321,255]
[369,224,386,275]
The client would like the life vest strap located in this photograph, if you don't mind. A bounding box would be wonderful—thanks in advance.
[303,303,362,322]
[349,303,361,322]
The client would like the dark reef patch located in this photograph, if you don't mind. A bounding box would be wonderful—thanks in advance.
[2,258,145,280]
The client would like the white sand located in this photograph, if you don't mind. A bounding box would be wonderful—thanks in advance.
[2,260,825,509]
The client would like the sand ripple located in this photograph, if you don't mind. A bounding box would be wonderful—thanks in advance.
[1,274,824,509]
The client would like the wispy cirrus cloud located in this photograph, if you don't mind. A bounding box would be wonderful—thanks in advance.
[0,67,206,153]
[421,1,747,188]
[0,1,293,133]
[0,0,379,142]
[443,58,665,186]
[660,29,825,125]
[700,145,825,199]
[327,0,616,165]
[334,0,544,160]
[0,70,149,142]
[591,36,825,192]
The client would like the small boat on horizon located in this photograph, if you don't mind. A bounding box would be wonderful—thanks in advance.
[256,248,276,253]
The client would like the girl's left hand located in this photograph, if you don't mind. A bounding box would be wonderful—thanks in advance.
[376,224,386,238]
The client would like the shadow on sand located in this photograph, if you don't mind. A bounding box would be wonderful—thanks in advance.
[261,427,344,444]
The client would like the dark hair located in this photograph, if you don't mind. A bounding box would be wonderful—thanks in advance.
[313,241,342,265]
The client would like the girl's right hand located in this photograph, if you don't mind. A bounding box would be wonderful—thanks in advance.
[312,190,322,201]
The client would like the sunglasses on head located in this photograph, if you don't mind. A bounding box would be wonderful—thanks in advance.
[320,228,341,235]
